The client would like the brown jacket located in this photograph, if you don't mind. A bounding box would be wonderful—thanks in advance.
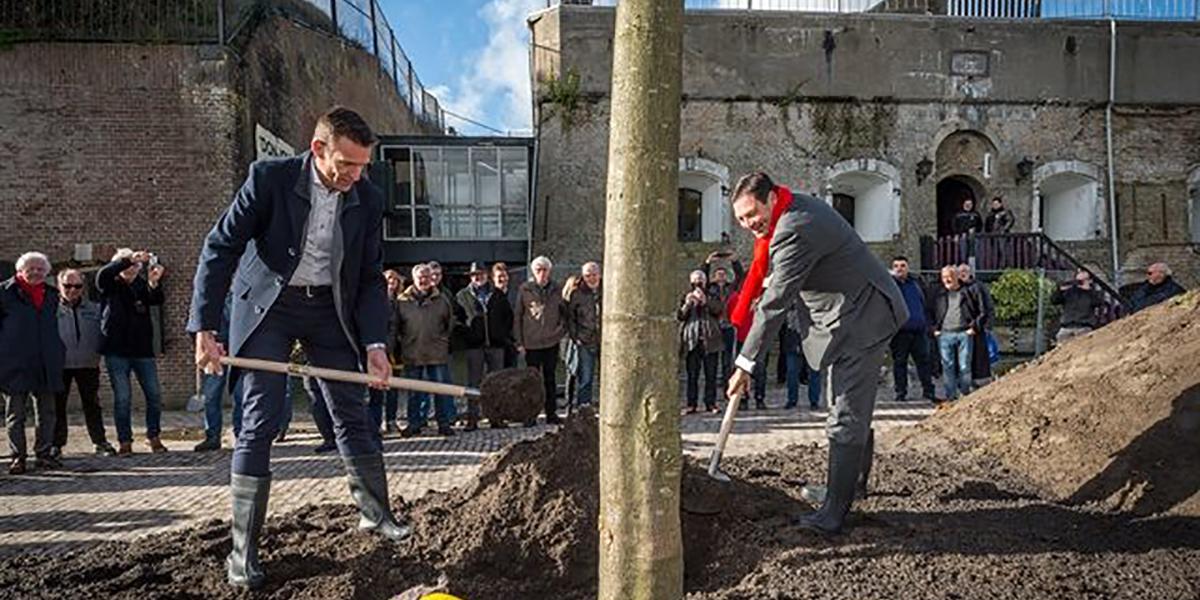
[566,283,602,350]
[678,290,724,354]
[392,286,454,366]
[514,279,566,351]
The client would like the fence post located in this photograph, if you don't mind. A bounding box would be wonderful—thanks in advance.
[217,0,226,44]
[330,0,339,36]
[369,0,379,58]
[391,34,400,88]
[1035,265,1047,356]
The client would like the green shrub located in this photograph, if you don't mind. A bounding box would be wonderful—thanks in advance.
[990,269,1059,326]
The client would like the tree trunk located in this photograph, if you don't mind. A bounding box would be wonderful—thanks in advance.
[597,1,685,599]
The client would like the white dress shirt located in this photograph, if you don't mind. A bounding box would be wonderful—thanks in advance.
[290,161,340,287]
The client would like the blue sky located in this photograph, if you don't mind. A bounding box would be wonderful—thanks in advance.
[378,0,546,136]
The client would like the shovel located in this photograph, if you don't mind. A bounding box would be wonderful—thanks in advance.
[218,356,482,399]
[185,368,206,412]
[706,392,742,482]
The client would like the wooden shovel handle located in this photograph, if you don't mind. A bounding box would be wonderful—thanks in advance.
[219,356,480,399]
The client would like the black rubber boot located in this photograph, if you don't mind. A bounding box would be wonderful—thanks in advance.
[344,454,412,541]
[227,473,271,590]
[800,428,874,505]
[793,440,867,535]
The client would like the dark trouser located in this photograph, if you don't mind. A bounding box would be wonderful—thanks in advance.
[718,326,736,397]
[233,287,378,477]
[465,347,505,419]
[751,349,769,403]
[503,344,518,369]
[684,347,719,409]
[971,330,992,382]
[5,390,56,460]
[404,364,455,429]
[55,367,108,447]
[304,376,336,444]
[105,355,163,443]
[524,346,560,419]
[889,329,935,400]
[203,370,244,441]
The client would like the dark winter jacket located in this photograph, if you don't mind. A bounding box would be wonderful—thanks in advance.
[678,289,724,354]
[701,259,746,326]
[0,278,66,394]
[455,283,513,350]
[96,258,164,358]
[930,284,984,334]
[57,298,103,369]
[894,275,932,332]
[952,210,984,236]
[566,283,602,350]
[1052,284,1106,329]
[1128,277,1187,313]
[984,208,1015,234]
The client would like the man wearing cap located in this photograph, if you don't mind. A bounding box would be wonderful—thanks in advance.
[455,262,512,430]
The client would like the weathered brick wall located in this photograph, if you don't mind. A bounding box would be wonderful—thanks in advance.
[0,14,440,410]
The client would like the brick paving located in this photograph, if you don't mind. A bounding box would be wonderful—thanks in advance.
[0,385,933,556]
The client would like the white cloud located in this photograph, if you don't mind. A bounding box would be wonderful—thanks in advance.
[434,0,543,135]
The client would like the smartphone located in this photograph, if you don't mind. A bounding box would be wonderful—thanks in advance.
[149,254,159,267]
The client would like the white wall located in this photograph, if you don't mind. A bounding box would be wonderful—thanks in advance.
[1041,172,1100,241]
[827,170,896,242]
[679,164,729,243]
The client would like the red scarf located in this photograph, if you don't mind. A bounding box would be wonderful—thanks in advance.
[730,185,794,337]
[15,273,46,310]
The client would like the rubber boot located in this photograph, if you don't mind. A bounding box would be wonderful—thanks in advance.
[344,454,412,541]
[793,440,867,535]
[227,473,271,590]
[800,428,874,505]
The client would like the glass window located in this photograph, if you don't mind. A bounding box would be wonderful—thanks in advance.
[833,193,856,227]
[443,148,471,206]
[479,207,502,238]
[500,147,528,209]
[678,188,702,242]
[413,148,441,206]
[474,147,501,207]
[384,210,413,240]
[388,147,412,211]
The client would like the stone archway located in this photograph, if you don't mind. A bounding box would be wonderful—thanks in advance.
[934,130,999,237]
[823,158,902,242]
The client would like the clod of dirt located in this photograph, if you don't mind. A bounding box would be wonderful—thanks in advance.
[903,291,1200,517]
[480,367,544,423]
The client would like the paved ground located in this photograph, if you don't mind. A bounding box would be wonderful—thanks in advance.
[0,385,933,557]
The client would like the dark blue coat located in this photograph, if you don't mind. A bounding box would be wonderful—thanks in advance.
[0,278,66,394]
[187,152,388,361]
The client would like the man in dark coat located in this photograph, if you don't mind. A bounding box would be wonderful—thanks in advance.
[952,198,984,235]
[1,252,65,474]
[1128,262,1187,313]
[189,107,407,590]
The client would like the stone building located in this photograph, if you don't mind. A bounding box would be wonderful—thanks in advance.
[528,4,1200,297]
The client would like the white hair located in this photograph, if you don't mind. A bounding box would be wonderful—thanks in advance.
[690,269,707,283]
[112,248,134,262]
[531,256,553,272]
[581,262,600,275]
[411,263,431,279]
[16,251,51,272]
[1149,262,1172,276]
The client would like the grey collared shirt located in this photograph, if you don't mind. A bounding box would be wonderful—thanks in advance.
[289,162,339,287]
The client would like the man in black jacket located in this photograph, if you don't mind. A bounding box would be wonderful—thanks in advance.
[455,261,513,430]
[983,197,1015,233]
[97,248,166,455]
[931,266,982,402]
[1129,262,1187,313]
[952,199,984,236]
[1052,269,1106,344]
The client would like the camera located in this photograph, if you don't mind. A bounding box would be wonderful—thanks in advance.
[148,254,159,267]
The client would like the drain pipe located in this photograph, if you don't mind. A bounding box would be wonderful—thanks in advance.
[1105,18,1121,287]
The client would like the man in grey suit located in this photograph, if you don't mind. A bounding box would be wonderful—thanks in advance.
[726,172,908,535]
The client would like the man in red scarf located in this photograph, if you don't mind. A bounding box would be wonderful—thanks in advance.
[725,172,908,535]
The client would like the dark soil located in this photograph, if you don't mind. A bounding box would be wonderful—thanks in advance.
[3,295,1200,600]
[480,367,544,423]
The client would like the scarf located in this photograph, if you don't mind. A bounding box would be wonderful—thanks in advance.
[16,273,46,310]
[730,185,795,337]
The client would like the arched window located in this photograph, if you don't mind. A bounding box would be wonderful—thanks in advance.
[678,188,703,242]
[678,157,731,243]
[825,159,901,242]
[1033,160,1105,241]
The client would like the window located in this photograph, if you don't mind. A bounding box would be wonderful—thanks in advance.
[1033,161,1104,241]
[678,188,702,242]
[832,193,855,226]
[825,160,901,242]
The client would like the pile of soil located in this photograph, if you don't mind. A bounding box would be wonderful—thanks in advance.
[479,367,544,423]
[903,291,1200,517]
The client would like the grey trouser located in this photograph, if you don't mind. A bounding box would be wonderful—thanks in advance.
[5,390,57,460]
[823,338,889,446]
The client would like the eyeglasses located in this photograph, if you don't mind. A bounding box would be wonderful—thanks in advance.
[62,284,84,289]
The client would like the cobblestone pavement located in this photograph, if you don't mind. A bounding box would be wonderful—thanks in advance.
[0,385,933,556]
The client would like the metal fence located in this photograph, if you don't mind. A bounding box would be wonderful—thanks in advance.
[551,0,1200,19]
[0,0,446,131]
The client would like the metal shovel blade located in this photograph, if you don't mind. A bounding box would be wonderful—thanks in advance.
[706,451,731,482]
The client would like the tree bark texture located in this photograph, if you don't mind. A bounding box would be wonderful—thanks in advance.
[597,1,685,600]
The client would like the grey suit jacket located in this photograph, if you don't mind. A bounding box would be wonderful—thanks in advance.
[736,193,908,372]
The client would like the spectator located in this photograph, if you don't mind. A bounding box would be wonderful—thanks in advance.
[952,199,984,236]
[702,251,743,400]
[1128,262,1187,313]
[515,256,567,425]
[456,261,512,430]
[395,263,457,437]
[983,197,1014,234]
[958,264,993,387]
[932,265,983,403]
[428,260,448,296]
[889,257,936,402]
[2,252,65,474]
[561,275,582,411]
[566,262,602,409]
[491,262,519,369]
[193,292,243,452]
[1052,268,1106,344]
[370,268,405,434]
[678,270,723,414]
[783,303,822,410]
[55,269,117,457]
[97,249,166,455]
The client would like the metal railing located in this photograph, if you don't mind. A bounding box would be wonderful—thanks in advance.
[550,0,1200,19]
[0,0,447,132]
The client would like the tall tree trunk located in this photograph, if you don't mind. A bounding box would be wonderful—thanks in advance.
[597,1,685,599]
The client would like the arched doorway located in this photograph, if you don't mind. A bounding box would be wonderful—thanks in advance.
[936,175,985,237]
[824,158,902,242]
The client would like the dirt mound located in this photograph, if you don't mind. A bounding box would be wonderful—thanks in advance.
[902,291,1200,516]
[479,367,544,423]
